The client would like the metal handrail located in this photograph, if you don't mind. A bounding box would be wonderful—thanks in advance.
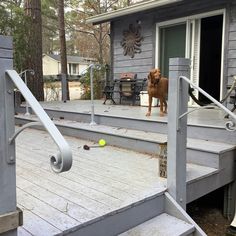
[180,76,236,131]
[6,70,73,173]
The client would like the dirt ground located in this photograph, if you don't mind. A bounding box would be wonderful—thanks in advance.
[187,189,231,236]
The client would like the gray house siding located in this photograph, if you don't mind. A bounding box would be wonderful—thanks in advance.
[112,17,154,80]
[228,2,236,85]
[111,0,236,96]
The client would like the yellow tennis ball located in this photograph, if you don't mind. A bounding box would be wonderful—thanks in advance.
[99,139,106,147]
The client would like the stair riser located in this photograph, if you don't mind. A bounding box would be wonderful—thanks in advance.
[188,125,236,145]
[16,107,236,144]
[187,160,235,203]
[186,149,219,169]
[15,117,161,153]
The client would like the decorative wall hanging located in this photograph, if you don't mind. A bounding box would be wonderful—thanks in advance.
[120,23,143,58]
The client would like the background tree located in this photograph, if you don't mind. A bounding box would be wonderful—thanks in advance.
[24,0,44,101]
[0,0,145,101]
[41,0,58,54]
[58,0,70,100]
[66,0,142,64]
[0,1,29,72]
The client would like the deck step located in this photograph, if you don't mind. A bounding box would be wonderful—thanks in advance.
[16,102,236,144]
[15,126,208,235]
[119,213,195,236]
[15,115,236,169]
[17,116,230,202]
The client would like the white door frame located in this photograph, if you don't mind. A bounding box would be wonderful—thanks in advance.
[155,9,226,102]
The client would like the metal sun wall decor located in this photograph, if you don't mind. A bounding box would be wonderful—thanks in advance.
[120,23,143,58]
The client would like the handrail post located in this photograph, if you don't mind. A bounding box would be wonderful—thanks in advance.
[90,64,96,125]
[0,36,17,236]
[167,58,190,210]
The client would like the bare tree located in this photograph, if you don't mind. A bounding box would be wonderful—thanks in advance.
[24,0,44,101]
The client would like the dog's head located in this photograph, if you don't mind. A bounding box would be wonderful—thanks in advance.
[148,69,161,85]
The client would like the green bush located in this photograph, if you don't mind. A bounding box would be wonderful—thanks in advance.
[80,65,106,100]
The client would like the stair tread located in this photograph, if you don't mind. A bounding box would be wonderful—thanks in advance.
[16,114,236,154]
[119,213,195,236]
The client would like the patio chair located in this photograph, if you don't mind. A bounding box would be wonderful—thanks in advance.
[103,83,116,104]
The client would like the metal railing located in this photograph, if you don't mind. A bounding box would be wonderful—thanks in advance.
[179,76,236,131]
[6,70,73,173]
[80,64,97,125]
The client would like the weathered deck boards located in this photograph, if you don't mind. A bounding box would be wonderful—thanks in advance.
[16,127,219,235]
[16,128,165,235]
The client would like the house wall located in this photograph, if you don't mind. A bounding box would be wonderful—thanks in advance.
[111,0,236,91]
[78,64,89,75]
[112,17,154,80]
[43,56,90,76]
[228,1,236,85]
[43,56,59,75]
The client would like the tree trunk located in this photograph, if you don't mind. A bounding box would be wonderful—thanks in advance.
[58,0,69,100]
[24,0,44,101]
[98,24,103,64]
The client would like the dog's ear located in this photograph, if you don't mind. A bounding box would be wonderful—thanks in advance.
[148,71,154,83]
[156,68,161,78]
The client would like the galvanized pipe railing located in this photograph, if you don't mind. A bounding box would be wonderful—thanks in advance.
[6,70,72,173]
[80,63,97,125]
[179,76,236,131]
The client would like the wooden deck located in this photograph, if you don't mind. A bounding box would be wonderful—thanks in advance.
[15,100,236,235]
[16,127,219,235]
[16,128,165,235]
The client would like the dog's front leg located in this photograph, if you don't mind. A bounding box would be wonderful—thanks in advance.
[146,96,152,116]
[159,98,164,116]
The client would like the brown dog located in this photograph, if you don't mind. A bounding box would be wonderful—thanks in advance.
[146,68,168,117]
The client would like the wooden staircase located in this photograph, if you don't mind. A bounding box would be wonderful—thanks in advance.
[15,103,236,235]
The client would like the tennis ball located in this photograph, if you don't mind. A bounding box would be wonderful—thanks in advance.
[99,139,106,147]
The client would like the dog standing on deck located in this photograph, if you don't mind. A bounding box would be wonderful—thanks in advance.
[146,68,168,117]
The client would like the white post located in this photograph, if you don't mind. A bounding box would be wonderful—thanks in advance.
[0,36,18,236]
[167,58,190,210]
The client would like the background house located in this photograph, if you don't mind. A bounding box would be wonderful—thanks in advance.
[42,54,96,76]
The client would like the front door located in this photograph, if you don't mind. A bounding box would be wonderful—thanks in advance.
[157,12,224,105]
